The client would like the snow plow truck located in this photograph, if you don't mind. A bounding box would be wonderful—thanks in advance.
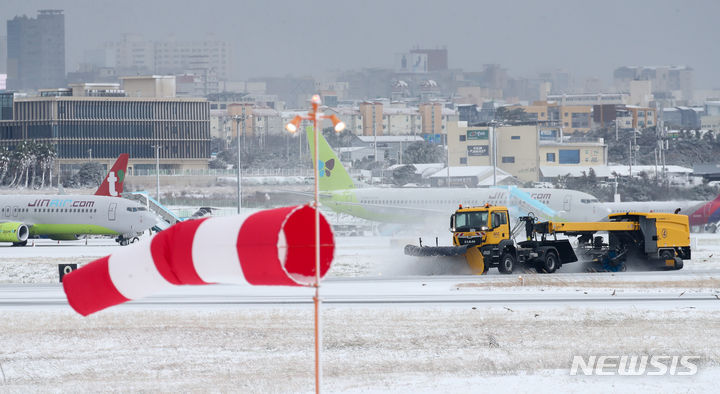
[404,204,691,274]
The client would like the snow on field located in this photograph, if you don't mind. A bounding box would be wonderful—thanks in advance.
[1,228,720,391]
[0,306,718,392]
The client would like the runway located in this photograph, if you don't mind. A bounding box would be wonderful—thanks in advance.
[1,275,718,311]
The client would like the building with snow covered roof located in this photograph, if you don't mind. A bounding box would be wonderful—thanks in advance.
[446,122,607,183]
[663,107,703,129]
[539,165,694,186]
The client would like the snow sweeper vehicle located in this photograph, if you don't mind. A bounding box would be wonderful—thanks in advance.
[403,204,691,274]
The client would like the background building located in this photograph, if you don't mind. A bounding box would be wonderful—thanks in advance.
[359,101,384,137]
[0,87,210,175]
[121,75,176,98]
[103,35,232,82]
[6,10,65,91]
[663,107,703,129]
[419,102,444,138]
[592,104,656,130]
[613,65,694,103]
[103,34,154,75]
[446,121,606,182]
[522,101,594,134]
[0,35,6,74]
[447,121,491,167]
[0,91,14,120]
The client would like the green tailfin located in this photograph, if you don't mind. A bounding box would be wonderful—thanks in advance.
[307,127,355,191]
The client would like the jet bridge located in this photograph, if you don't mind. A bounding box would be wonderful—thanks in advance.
[123,191,181,230]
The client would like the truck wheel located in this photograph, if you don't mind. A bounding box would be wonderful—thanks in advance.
[659,250,675,269]
[673,257,684,270]
[498,253,515,274]
[659,250,674,261]
[540,251,559,274]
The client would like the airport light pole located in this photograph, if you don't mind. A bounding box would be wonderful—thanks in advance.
[233,114,251,214]
[285,95,345,394]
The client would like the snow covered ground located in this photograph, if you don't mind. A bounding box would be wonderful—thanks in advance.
[1,233,720,391]
[0,304,718,392]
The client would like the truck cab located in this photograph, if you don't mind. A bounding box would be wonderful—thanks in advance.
[449,204,521,273]
[451,204,510,248]
[449,204,576,274]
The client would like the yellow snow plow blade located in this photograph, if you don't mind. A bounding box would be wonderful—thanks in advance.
[465,246,486,274]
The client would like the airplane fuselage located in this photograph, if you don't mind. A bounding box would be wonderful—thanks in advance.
[321,187,612,223]
[0,194,156,238]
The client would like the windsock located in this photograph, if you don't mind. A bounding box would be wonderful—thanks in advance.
[63,205,334,316]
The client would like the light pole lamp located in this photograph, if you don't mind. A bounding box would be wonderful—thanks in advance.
[284,94,345,393]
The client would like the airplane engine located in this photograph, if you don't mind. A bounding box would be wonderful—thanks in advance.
[0,222,29,243]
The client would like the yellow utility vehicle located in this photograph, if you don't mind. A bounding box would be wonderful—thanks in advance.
[404,204,691,274]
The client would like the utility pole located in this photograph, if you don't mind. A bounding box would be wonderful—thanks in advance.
[657,103,667,184]
[615,119,619,141]
[399,140,403,165]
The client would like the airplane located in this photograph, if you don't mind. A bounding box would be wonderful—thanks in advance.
[308,130,720,232]
[0,153,157,246]
[306,129,611,224]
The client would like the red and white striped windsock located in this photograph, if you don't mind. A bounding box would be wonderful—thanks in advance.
[63,205,334,316]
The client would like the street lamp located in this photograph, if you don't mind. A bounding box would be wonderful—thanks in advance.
[233,113,251,214]
[284,94,344,393]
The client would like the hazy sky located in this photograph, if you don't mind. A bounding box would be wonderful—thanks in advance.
[4,0,720,88]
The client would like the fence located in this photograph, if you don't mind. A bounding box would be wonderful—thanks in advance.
[132,167,363,178]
